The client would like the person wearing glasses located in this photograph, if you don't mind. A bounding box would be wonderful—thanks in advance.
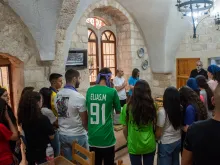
[190,60,208,79]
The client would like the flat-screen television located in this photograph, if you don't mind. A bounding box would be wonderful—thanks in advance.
[66,49,87,69]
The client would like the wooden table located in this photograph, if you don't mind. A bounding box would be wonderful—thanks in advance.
[40,156,74,165]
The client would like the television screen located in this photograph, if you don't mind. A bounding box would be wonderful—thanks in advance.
[66,49,87,67]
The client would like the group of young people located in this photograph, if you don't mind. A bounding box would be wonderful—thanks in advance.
[0,63,220,165]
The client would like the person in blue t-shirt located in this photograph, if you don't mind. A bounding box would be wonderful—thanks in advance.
[128,68,140,98]
[179,86,207,153]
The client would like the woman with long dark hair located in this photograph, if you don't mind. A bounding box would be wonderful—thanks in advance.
[179,86,207,152]
[0,88,20,163]
[39,88,59,157]
[120,80,156,165]
[156,87,181,165]
[0,98,19,165]
[196,75,214,118]
[17,91,54,165]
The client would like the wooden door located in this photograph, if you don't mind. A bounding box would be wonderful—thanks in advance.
[176,58,200,89]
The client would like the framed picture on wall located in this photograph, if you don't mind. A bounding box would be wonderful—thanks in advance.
[66,49,87,68]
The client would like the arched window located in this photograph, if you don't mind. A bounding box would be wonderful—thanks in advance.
[86,17,106,29]
[101,30,116,78]
[88,29,98,84]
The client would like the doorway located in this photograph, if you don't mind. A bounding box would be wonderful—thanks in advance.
[176,58,200,89]
[0,65,13,107]
[0,53,24,113]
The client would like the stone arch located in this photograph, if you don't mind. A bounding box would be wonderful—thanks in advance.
[0,53,24,114]
[68,0,151,95]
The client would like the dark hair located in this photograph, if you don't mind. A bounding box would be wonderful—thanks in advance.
[179,86,207,120]
[0,98,7,124]
[65,69,80,83]
[39,88,52,109]
[17,91,42,126]
[215,71,220,83]
[196,75,214,110]
[0,88,7,97]
[163,87,181,130]
[21,87,34,97]
[132,68,140,78]
[126,80,156,127]
[99,67,112,81]
[49,73,62,82]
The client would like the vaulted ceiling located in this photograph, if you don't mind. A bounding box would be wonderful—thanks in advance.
[7,0,219,73]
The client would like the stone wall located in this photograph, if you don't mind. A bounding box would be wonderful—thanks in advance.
[172,16,220,86]
[0,2,65,108]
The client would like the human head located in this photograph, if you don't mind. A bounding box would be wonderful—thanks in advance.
[17,91,42,125]
[65,69,81,88]
[96,67,112,87]
[187,78,200,95]
[116,69,124,77]
[39,88,52,109]
[196,60,203,71]
[163,87,181,130]
[132,68,140,78]
[207,65,220,80]
[127,80,156,126]
[196,75,214,110]
[179,86,207,120]
[49,73,63,90]
[0,98,7,124]
[0,88,9,103]
[195,75,208,89]
[21,87,35,98]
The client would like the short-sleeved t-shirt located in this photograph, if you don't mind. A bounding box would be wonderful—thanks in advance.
[86,85,121,147]
[184,105,196,126]
[120,104,156,155]
[0,123,13,165]
[156,108,181,144]
[113,76,127,100]
[55,88,87,136]
[50,87,58,117]
[128,76,139,96]
[41,107,57,124]
[184,119,220,165]
[23,115,54,162]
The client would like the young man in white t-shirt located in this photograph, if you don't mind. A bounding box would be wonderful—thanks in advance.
[54,69,88,161]
[113,69,127,107]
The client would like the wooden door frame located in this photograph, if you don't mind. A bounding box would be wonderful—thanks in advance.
[176,58,200,89]
[0,64,14,109]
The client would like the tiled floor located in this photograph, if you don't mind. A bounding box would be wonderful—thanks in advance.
[114,130,158,165]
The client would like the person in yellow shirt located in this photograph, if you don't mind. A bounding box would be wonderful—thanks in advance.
[49,73,63,117]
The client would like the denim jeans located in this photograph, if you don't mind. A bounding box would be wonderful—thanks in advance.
[51,130,60,157]
[129,151,155,165]
[59,134,88,161]
[157,140,181,165]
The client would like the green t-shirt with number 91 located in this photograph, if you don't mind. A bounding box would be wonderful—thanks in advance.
[86,85,121,147]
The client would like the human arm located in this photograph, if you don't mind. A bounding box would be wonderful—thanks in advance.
[5,110,19,141]
[42,116,55,140]
[113,78,127,92]
[183,106,195,132]
[77,95,88,130]
[128,78,135,90]
[79,111,88,131]
[155,108,166,139]
[120,105,128,140]
[113,90,121,114]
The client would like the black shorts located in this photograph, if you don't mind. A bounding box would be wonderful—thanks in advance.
[120,99,127,108]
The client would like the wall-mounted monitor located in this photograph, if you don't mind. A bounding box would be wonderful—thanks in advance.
[66,49,87,70]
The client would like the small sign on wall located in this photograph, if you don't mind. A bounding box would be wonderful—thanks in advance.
[66,49,87,70]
